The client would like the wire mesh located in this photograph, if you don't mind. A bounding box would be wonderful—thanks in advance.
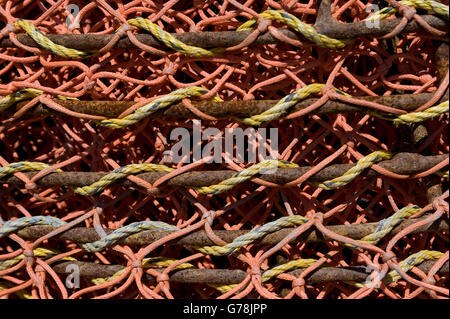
[0,0,448,299]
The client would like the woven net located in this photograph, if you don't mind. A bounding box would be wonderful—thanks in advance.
[0,0,448,299]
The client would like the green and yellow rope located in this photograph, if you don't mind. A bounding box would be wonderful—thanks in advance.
[238,84,350,126]
[127,17,224,57]
[74,163,174,196]
[96,86,222,129]
[365,0,449,21]
[238,10,352,49]
[195,159,298,195]
[0,88,77,113]
[384,250,444,284]
[13,19,92,58]
[195,215,309,256]
[315,150,394,190]
[0,247,75,271]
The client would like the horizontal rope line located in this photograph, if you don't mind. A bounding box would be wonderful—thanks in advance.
[8,91,450,119]
[0,15,446,51]
[2,86,448,128]
[0,153,447,190]
[8,215,449,247]
[48,258,449,286]
[4,2,449,57]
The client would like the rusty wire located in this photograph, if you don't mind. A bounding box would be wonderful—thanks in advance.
[0,0,449,299]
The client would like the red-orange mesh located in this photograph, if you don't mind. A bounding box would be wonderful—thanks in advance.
[0,0,448,299]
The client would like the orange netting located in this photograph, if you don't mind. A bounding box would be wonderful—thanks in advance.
[0,0,448,299]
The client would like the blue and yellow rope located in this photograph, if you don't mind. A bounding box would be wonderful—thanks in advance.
[127,17,224,57]
[96,86,222,128]
[13,19,92,58]
[365,0,449,21]
[315,150,394,190]
[195,160,298,195]
[195,215,309,256]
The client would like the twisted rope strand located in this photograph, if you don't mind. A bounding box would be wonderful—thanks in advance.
[195,160,299,195]
[13,19,92,58]
[195,215,309,256]
[127,18,224,57]
[96,86,222,128]
[81,221,180,252]
[366,0,449,21]
[315,150,394,190]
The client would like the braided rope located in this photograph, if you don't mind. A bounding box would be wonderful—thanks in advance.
[238,84,349,126]
[9,1,447,61]
[0,248,75,271]
[74,163,174,196]
[0,150,430,196]
[315,150,394,190]
[2,87,446,127]
[0,161,61,179]
[0,88,77,113]
[261,258,317,282]
[195,160,299,195]
[366,0,449,21]
[384,250,444,284]
[127,18,224,57]
[358,206,422,245]
[91,256,234,293]
[0,216,66,238]
[237,10,352,49]
[13,19,92,58]
[81,221,180,252]
[96,86,222,128]
[393,100,449,124]
[91,257,194,285]
[195,215,309,256]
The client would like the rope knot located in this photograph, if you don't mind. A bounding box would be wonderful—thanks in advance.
[116,24,132,37]
[256,17,270,33]
[398,5,416,21]
[157,273,170,283]
[162,62,176,75]
[25,182,37,192]
[23,249,35,264]
[311,212,324,224]
[382,251,396,263]
[202,210,216,226]
[432,197,447,211]
[0,23,17,37]
[292,277,305,288]
[131,259,142,270]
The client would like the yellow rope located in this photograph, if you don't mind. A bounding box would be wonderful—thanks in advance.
[238,84,350,126]
[0,88,77,113]
[315,150,394,190]
[365,0,449,21]
[238,10,352,49]
[96,86,222,128]
[393,101,449,124]
[0,248,75,271]
[73,163,174,196]
[13,19,92,58]
[127,18,224,57]
[0,151,397,196]
[195,160,299,195]
[196,215,309,256]
[384,250,444,284]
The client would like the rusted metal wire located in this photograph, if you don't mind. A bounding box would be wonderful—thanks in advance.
[50,259,449,285]
[0,16,447,51]
[10,91,450,119]
[0,153,446,189]
[14,215,449,247]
